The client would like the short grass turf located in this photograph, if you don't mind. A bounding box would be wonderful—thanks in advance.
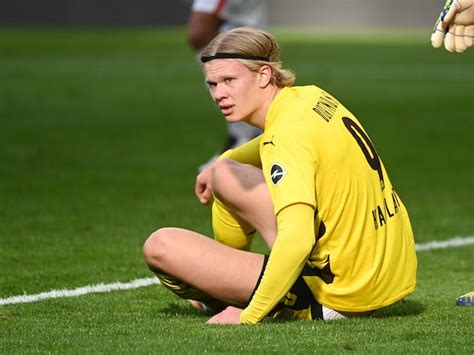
[0,28,473,353]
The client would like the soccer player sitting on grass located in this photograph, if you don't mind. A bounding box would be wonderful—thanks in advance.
[143,27,418,324]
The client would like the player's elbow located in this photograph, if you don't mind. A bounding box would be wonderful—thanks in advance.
[292,236,314,258]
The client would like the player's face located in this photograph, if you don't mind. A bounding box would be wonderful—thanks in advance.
[203,59,262,124]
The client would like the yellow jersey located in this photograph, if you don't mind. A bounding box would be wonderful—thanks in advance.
[236,86,417,323]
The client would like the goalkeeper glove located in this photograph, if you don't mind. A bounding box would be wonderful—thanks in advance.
[431,0,474,52]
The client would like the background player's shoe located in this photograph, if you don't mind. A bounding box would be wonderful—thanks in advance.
[455,291,474,306]
[197,135,237,173]
[198,122,261,172]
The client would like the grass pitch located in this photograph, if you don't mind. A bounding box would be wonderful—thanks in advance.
[0,28,473,353]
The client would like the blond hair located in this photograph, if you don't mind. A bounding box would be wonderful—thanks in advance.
[201,27,295,88]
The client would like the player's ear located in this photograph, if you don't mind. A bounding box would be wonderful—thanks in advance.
[258,65,272,88]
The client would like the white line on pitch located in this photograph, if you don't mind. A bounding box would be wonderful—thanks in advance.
[1,236,473,306]
[415,236,474,251]
[0,277,159,306]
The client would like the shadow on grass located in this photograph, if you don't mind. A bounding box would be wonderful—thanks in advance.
[159,299,425,322]
[160,301,206,317]
[369,299,425,318]
[265,300,425,325]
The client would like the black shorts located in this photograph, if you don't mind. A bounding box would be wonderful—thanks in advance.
[250,255,326,320]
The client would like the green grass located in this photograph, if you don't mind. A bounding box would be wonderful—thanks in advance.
[0,27,473,353]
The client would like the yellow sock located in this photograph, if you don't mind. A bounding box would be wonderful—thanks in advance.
[212,197,255,251]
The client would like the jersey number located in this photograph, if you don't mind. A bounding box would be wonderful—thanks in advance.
[342,117,385,190]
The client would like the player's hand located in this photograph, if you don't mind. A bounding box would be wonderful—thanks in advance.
[195,164,213,205]
[431,0,474,52]
[206,306,242,324]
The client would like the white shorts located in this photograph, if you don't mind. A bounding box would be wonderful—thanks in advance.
[192,0,267,29]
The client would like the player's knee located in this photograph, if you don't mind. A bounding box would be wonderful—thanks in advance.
[143,228,173,270]
[211,158,236,199]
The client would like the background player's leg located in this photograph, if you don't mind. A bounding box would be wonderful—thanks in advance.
[197,123,262,173]
[143,227,265,307]
[227,122,262,151]
[187,11,221,52]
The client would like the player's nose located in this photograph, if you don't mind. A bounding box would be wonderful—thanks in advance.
[213,83,228,102]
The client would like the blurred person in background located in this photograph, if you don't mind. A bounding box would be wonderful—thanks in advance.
[187,0,267,171]
[432,0,474,307]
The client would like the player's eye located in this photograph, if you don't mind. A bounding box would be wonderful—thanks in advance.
[224,77,234,83]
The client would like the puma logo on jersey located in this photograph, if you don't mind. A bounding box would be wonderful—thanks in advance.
[270,163,286,185]
[263,135,275,147]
